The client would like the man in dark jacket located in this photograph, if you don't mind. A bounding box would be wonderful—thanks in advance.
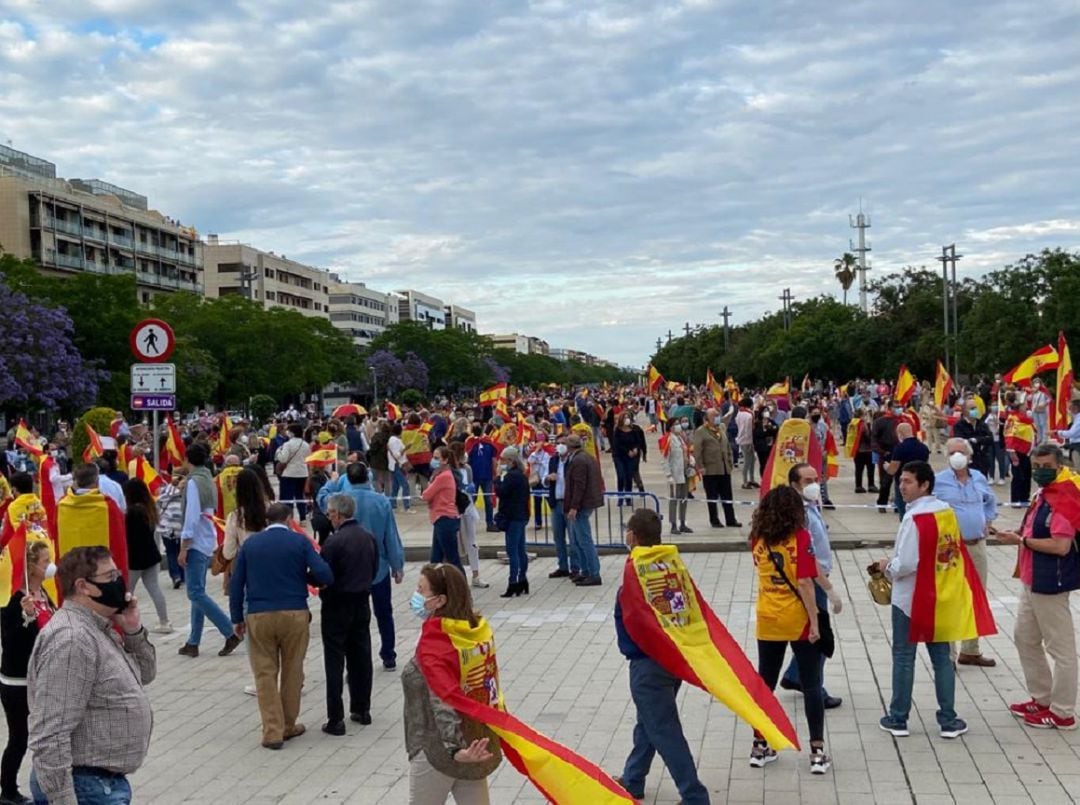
[320,493,379,736]
[952,401,994,476]
[564,434,604,586]
[871,407,900,512]
[543,435,579,578]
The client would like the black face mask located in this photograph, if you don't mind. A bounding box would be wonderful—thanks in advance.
[810,414,822,423]
[87,576,129,612]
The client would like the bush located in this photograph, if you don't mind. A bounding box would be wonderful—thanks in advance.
[401,388,425,408]
[71,406,116,462]
[249,394,277,423]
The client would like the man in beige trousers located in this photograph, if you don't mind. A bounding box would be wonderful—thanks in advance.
[230,503,334,748]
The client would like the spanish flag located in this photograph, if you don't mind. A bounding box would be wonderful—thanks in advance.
[894,365,916,406]
[759,418,821,496]
[1053,331,1074,431]
[214,464,244,519]
[305,447,338,468]
[37,455,60,539]
[657,401,667,424]
[1043,467,1080,531]
[57,490,128,583]
[933,360,953,409]
[908,509,996,643]
[385,401,402,421]
[844,420,862,459]
[83,423,105,463]
[216,414,233,456]
[0,494,52,605]
[416,616,635,803]
[164,416,186,468]
[479,382,509,406]
[131,457,165,498]
[1004,411,1035,454]
[1003,344,1059,387]
[647,365,664,394]
[205,514,227,547]
[824,430,840,479]
[620,545,799,749]
[766,379,790,398]
[117,442,134,474]
[494,398,511,422]
[14,420,43,458]
[706,369,724,404]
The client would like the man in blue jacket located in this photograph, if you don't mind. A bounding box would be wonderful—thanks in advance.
[230,503,333,750]
[317,461,406,670]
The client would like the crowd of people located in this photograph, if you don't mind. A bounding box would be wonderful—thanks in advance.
[0,367,1076,803]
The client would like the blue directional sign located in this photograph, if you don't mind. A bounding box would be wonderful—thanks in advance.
[131,394,177,411]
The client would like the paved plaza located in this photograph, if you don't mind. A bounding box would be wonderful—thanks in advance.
[13,433,1080,803]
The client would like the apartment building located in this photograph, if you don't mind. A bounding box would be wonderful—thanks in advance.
[328,276,399,347]
[201,238,330,317]
[549,347,594,364]
[444,303,477,333]
[0,145,202,302]
[395,289,446,329]
[488,333,530,354]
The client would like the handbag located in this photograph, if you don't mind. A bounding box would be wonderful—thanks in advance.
[866,563,893,606]
[768,551,835,657]
[210,545,233,576]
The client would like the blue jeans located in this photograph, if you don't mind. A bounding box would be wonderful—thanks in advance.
[164,538,184,584]
[278,475,308,521]
[430,517,463,573]
[531,487,543,527]
[989,444,1010,481]
[782,583,831,696]
[32,768,132,804]
[474,479,493,524]
[550,500,579,573]
[621,658,709,805]
[570,508,600,578]
[185,549,234,646]
[388,468,411,510]
[888,605,957,725]
[371,574,396,666]
[504,520,528,583]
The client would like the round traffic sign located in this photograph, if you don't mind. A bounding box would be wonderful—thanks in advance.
[130,318,175,363]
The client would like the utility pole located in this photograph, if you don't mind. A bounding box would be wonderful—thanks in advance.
[936,244,963,379]
[683,322,692,338]
[655,337,662,352]
[666,329,674,345]
[779,288,794,331]
[719,305,732,350]
[849,208,872,313]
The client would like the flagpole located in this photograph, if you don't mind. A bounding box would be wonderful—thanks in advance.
[152,410,159,473]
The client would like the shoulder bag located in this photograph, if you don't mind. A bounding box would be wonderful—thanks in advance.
[768,549,835,657]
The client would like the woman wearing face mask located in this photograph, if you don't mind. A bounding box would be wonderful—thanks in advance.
[422,447,465,575]
[123,478,172,634]
[403,564,501,803]
[752,407,779,484]
[493,448,530,597]
[610,413,641,505]
[0,540,56,805]
[662,420,692,535]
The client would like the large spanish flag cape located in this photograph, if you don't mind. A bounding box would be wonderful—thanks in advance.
[415,617,634,803]
[0,494,55,606]
[214,464,244,519]
[570,422,601,463]
[57,491,128,584]
[619,545,799,750]
[909,508,996,643]
[759,418,822,497]
[1043,467,1080,531]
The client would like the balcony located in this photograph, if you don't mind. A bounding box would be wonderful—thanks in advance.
[50,251,84,270]
[136,240,155,255]
[47,217,82,237]
[111,233,134,249]
[82,227,106,243]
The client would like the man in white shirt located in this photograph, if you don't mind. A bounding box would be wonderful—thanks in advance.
[1029,379,1051,445]
[735,398,756,489]
[1055,399,1080,465]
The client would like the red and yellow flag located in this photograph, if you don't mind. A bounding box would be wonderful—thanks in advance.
[83,423,105,464]
[824,430,840,479]
[619,545,799,750]
[305,447,338,468]
[0,494,52,605]
[479,382,509,406]
[1004,411,1035,454]
[37,455,60,540]
[14,420,43,458]
[759,418,822,496]
[1043,467,1080,532]
[570,422,601,464]
[56,490,128,584]
[1003,344,1059,387]
[204,514,227,547]
[385,401,402,421]
[163,416,186,468]
[1053,331,1074,431]
[706,369,724,404]
[933,360,953,409]
[131,457,165,498]
[214,464,243,519]
[909,509,997,643]
[844,420,862,459]
[647,365,664,394]
[657,401,667,424]
[416,616,635,803]
[493,398,511,422]
[766,378,790,398]
[894,365,916,406]
[216,414,233,456]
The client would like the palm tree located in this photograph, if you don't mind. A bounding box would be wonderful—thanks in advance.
[834,252,857,305]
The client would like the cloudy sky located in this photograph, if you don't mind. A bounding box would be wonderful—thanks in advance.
[2,0,1079,366]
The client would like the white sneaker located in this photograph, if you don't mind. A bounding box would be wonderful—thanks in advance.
[152,621,175,634]
[243,685,257,696]
[471,578,490,589]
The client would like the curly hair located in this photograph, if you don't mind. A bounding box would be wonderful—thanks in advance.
[750,485,806,546]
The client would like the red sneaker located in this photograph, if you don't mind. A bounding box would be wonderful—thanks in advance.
[1023,710,1077,730]
[1009,699,1049,718]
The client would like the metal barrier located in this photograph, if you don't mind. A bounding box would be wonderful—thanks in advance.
[523,489,662,550]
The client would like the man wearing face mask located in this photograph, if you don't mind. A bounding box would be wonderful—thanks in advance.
[935,438,998,668]
[952,400,994,477]
[994,444,1079,730]
[779,464,844,708]
[691,408,741,529]
[807,407,836,510]
[27,546,155,804]
[543,436,580,579]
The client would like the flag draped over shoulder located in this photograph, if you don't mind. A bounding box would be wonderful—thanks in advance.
[1053,332,1074,431]
[479,383,509,406]
[416,617,635,804]
[214,464,244,519]
[57,491,128,583]
[1004,412,1035,454]
[1043,467,1080,532]
[0,495,52,606]
[759,419,821,496]
[619,545,799,750]
[1003,344,1059,387]
[14,420,43,458]
[894,365,916,406]
[909,509,996,643]
[934,360,953,409]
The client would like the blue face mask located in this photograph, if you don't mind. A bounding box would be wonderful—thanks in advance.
[410,591,433,619]
[430,458,441,470]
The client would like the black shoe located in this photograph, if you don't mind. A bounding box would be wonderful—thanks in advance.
[779,678,803,693]
[350,712,372,725]
[382,660,396,671]
[823,695,843,710]
[548,568,570,578]
[521,578,529,594]
[172,579,183,589]
[854,487,867,494]
[868,486,879,493]
[0,791,32,804]
[568,572,582,582]
[499,582,522,598]
[822,500,836,511]
[575,576,602,587]
[726,521,742,528]
[485,524,501,533]
[219,634,243,656]
[679,524,694,533]
[178,643,199,658]
[710,521,724,528]
[321,720,346,736]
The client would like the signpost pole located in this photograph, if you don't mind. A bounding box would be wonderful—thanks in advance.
[152,410,159,473]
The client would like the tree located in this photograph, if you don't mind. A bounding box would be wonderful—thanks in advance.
[71,406,116,461]
[834,253,857,305]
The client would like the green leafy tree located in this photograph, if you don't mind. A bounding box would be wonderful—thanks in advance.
[71,406,116,461]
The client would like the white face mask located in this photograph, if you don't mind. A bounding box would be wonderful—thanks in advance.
[801,482,822,502]
[556,444,568,457]
[44,562,57,580]
[671,424,681,433]
[948,452,969,470]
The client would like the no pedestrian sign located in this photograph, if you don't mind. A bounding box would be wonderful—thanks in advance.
[130,318,175,363]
